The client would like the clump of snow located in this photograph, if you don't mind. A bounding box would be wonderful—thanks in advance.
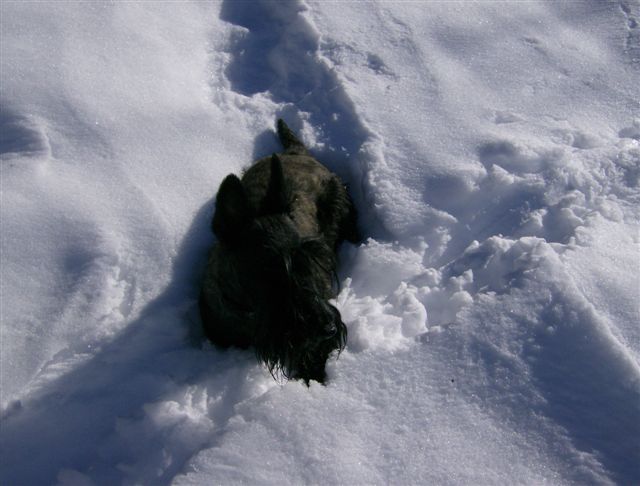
[1,1,639,484]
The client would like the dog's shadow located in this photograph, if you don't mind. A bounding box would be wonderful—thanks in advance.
[0,195,266,484]
[1,123,368,484]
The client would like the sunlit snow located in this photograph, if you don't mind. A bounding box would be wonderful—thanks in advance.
[1,1,639,484]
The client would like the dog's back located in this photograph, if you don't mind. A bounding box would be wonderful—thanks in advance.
[242,153,345,245]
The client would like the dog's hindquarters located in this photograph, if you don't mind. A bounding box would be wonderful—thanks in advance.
[276,119,359,245]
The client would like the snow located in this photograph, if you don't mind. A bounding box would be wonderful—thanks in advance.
[1,1,639,484]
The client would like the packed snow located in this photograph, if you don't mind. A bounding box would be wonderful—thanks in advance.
[1,1,639,484]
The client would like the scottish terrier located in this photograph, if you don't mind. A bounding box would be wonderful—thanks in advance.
[200,119,358,384]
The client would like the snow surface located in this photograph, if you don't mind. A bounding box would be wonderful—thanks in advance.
[1,1,639,484]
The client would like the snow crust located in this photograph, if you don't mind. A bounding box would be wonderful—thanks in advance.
[1,1,639,484]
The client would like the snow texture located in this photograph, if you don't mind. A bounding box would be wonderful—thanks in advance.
[1,1,639,484]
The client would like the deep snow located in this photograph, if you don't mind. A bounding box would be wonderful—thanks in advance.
[1,1,639,484]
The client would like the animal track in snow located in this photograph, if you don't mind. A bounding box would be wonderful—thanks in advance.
[477,139,563,174]
[0,105,50,160]
[619,1,640,66]
[314,40,396,78]
[493,110,524,124]
[218,0,387,237]
[552,128,602,149]
[423,124,638,262]
[619,118,640,140]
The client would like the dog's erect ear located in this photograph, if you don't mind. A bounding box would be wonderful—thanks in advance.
[212,174,252,245]
[262,154,291,215]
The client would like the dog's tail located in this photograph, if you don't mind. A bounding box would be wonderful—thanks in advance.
[277,119,307,155]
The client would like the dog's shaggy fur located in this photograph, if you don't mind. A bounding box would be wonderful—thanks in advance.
[200,119,358,384]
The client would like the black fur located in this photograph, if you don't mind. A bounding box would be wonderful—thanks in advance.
[200,119,358,384]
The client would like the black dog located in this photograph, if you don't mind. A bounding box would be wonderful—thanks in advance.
[200,119,358,384]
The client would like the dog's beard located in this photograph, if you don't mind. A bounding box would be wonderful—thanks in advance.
[252,238,347,384]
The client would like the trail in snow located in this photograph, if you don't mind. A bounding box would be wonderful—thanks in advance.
[218,0,388,238]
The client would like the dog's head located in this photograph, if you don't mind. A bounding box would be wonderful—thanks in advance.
[211,155,347,384]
